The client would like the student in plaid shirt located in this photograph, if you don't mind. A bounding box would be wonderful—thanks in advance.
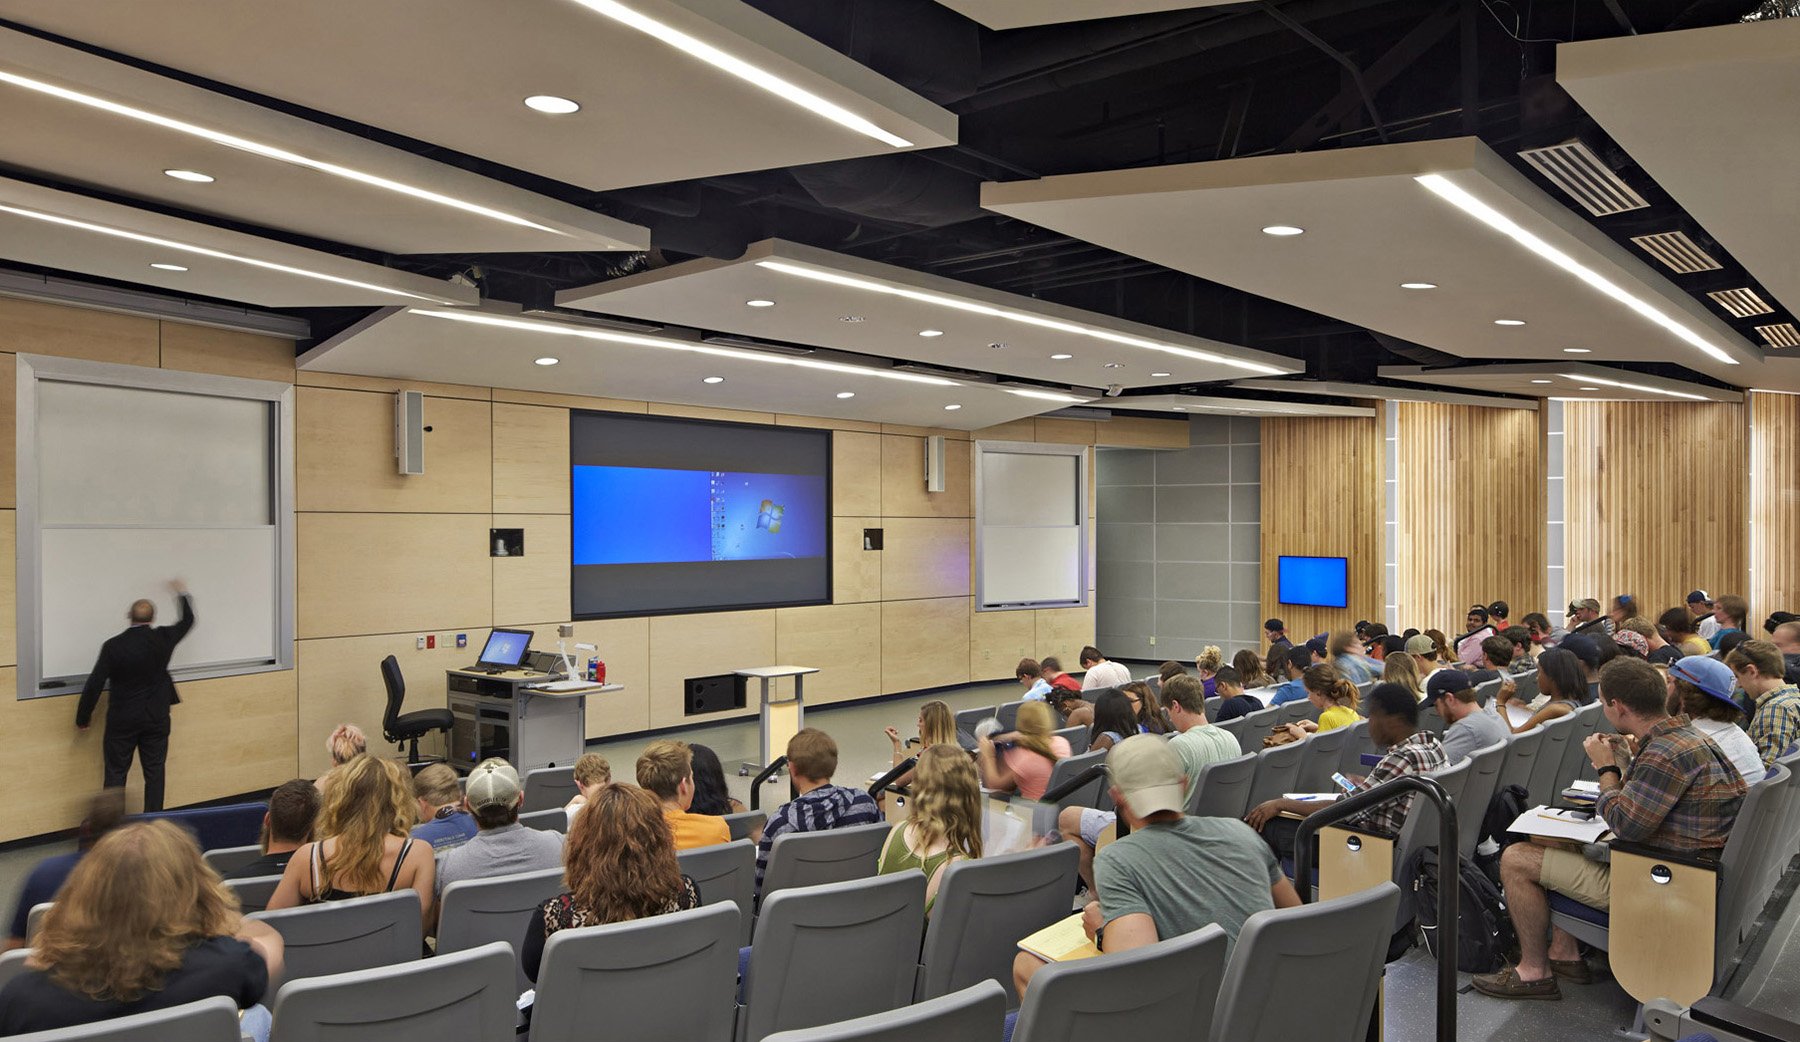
[1728,641,1800,766]
[1246,682,1447,863]
[1474,658,1746,1001]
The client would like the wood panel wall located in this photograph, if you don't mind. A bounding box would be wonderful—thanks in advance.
[1394,402,1545,636]
[1563,400,1747,623]
[0,295,1188,839]
[1751,392,1800,618]
[1258,409,1386,638]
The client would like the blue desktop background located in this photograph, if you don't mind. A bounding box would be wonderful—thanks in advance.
[1277,555,1349,608]
[572,466,827,565]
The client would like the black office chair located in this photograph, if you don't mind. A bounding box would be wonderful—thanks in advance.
[380,655,454,767]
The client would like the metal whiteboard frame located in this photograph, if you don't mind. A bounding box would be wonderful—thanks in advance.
[973,439,1089,612]
[15,354,296,699]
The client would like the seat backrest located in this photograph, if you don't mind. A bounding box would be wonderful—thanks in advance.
[677,839,757,947]
[1471,677,1504,707]
[1241,705,1281,734]
[1203,696,1223,722]
[1496,724,1545,795]
[762,980,1005,1042]
[1526,712,1578,803]
[919,845,1079,1007]
[379,654,405,735]
[1337,720,1376,774]
[743,874,927,1042]
[1295,727,1350,793]
[1013,923,1228,1042]
[531,903,740,1042]
[224,874,283,914]
[522,766,578,813]
[0,949,32,993]
[1054,725,1090,756]
[1214,715,1254,755]
[1394,759,1472,880]
[1717,763,1792,955]
[724,809,766,842]
[996,701,1027,732]
[3,996,243,1042]
[761,822,890,902]
[1277,699,1322,726]
[1456,739,1510,859]
[248,889,422,990]
[1416,705,1446,737]
[25,902,51,944]
[1246,739,1307,806]
[1510,669,1539,702]
[1553,703,1605,793]
[202,844,263,876]
[270,940,514,1042]
[520,807,571,834]
[1188,753,1258,819]
[955,707,994,751]
[1776,748,1800,854]
[1208,884,1401,1042]
[1046,750,1109,812]
[436,866,565,993]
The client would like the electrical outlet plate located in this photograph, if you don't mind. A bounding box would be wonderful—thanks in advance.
[415,635,426,650]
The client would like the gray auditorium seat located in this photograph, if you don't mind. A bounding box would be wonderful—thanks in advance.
[2,996,242,1042]
[1336,720,1377,773]
[0,948,32,992]
[918,844,1078,1007]
[224,874,283,914]
[954,707,994,751]
[248,889,421,989]
[1510,669,1540,702]
[725,810,766,842]
[202,843,262,876]
[435,865,564,992]
[763,980,1005,1042]
[1237,706,1282,753]
[679,839,758,946]
[1044,750,1109,813]
[531,903,740,1042]
[269,940,515,1042]
[1213,715,1252,754]
[522,766,578,813]
[1416,705,1446,736]
[759,822,889,903]
[1053,725,1089,756]
[1277,699,1322,726]
[1495,723,1545,797]
[1526,711,1580,803]
[1294,726,1350,793]
[1187,753,1257,819]
[1246,740,1306,807]
[25,902,51,944]
[995,700,1027,733]
[1208,884,1401,1042]
[1203,696,1223,722]
[740,874,927,1042]
[520,807,571,833]
[1011,923,1228,1042]
[1553,702,1605,794]
[1456,739,1510,859]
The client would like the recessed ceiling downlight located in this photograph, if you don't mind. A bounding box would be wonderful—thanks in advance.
[163,168,214,183]
[533,357,559,366]
[524,95,581,114]
[1261,225,1304,237]
[702,376,724,384]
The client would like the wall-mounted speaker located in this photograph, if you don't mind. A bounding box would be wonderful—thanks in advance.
[924,434,946,493]
[394,390,424,475]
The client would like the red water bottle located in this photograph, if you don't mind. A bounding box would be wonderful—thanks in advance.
[595,659,606,684]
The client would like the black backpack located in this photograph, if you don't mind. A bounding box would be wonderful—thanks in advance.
[1403,847,1516,973]
[1482,782,1532,850]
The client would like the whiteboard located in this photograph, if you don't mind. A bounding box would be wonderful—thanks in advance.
[40,527,278,679]
[979,526,1083,604]
[975,442,1088,610]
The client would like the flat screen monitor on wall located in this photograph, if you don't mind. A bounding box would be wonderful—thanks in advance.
[1277,555,1348,609]
[569,411,831,618]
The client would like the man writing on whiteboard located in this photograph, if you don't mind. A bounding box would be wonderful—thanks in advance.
[74,580,194,812]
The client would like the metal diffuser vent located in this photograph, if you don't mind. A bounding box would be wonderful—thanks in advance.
[1518,140,1650,216]
[1630,231,1724,274]
[1708,288,1775,319]
[1756,322,1800,349]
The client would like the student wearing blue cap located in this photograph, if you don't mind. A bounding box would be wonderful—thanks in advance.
[1667,656,1764,782]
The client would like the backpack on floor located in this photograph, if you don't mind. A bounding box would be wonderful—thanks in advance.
[1482,783,1531,850]
[1403,847,1515,974]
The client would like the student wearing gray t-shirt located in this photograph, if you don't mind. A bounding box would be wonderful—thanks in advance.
[1427,669,1510,765]
[1014,736,1300,996]
[432,759,564,929]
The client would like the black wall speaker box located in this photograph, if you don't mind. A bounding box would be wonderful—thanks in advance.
[687,673,747,716]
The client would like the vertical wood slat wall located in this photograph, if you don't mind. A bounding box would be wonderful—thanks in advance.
[1563,400,1747,622]
[1259,408,1385,638]
[1751,392,1800,618]
[1393,402,1544,637]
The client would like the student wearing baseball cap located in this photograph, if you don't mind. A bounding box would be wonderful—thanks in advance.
[1667,657,1764,782]
[435,758,564,906]
[1426,669,1508,766]
[1689,590,1721,641]
[1012,735,1299,996]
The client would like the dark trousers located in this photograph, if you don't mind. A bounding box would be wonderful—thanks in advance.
[103,718,170,812]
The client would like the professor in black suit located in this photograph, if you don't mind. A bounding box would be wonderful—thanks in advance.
[74,580,194,812]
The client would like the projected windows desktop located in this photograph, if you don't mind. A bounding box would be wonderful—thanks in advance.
[570,411,831,618]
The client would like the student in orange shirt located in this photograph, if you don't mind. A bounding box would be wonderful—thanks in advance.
[636,740,730,851]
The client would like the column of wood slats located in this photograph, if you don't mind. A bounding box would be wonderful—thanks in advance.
[1258,408,1385,638]
[1564,400,1748,623]
[1751,392,1800,617]
[1394,401,1545,635]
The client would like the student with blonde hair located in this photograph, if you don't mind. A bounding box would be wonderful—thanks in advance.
[0,820,284,1038]
[564,752,612,824]
[266,755,435,917]
[878,744,982,914]
[1273,664,1361,743]
[315,723,367,798]
[1382,651,1423,702]
[881,699,957,794]
[637,740,729,850]
[977,701,1070,801]
[1195,645,1224,696]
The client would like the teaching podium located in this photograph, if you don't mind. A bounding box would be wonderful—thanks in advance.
[446,667,622,772]
[735,665,818,776]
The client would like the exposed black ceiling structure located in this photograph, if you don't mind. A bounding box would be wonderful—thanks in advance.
[0,0,1788,401]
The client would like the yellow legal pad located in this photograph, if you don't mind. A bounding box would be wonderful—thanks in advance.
[1017,912,1103,962]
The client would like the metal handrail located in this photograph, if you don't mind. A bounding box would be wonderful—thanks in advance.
[749,756,788,811]
[1292,774,1458,1042]
[869,757,917,801]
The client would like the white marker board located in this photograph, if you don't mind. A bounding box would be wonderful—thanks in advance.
[975,442,1088,610]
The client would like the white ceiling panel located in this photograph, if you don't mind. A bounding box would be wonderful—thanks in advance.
[299,304,1089,431]
[0,0,957,191]
[982,137,1762,384]
[556,239,1298,389]
[0,27,647,255]
[1232,378,1537,410]
[0,177,478,308]
[1377,363,1741,404]
[1106,393,1374,418]
[1560,19,1800,317]
[934,0,1244,31]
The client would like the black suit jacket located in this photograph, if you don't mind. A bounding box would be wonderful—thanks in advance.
[75,595,195,730]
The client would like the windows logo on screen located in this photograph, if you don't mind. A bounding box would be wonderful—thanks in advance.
[756,499,785,534]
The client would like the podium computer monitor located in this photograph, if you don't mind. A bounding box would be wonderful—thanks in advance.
[478,629,533,670]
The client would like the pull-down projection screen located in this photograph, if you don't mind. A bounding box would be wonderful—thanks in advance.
[975,441,1088,610]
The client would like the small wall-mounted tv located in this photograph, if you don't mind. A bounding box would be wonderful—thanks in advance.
[1277,555,1348,609]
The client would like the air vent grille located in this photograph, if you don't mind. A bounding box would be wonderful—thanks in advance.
[1631,231,1723,274]
[1709,288,1775,319]
[1518,140,1650,216]
[1756,323,1800,349]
